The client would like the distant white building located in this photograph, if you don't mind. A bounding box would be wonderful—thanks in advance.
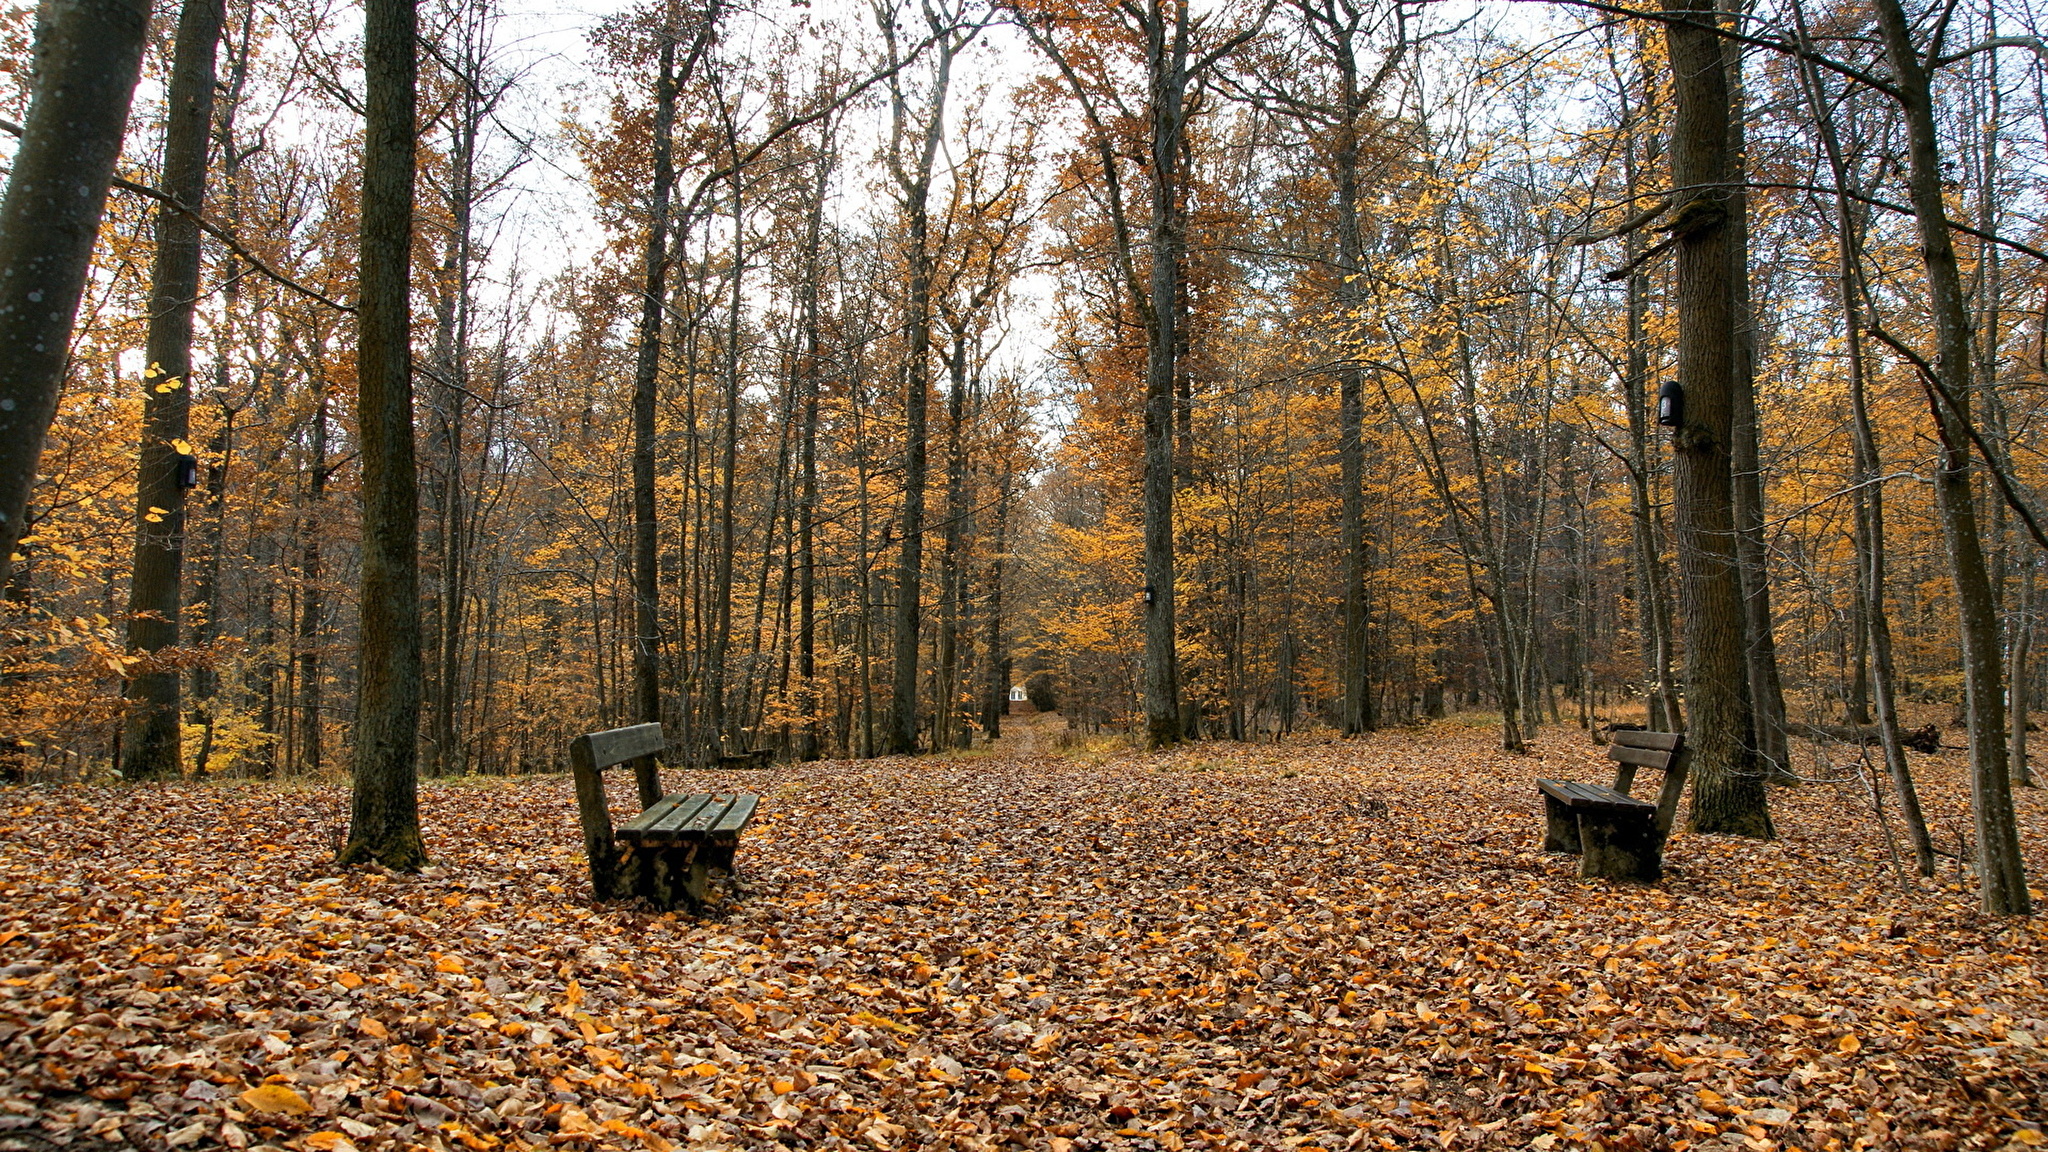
[1009,684,1028,703]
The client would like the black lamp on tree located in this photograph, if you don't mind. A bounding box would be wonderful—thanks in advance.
[174,454,200,489]
[1656,380,1684,428]
[1143,585,1156,605]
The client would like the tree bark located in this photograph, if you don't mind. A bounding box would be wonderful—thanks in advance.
[118,0,225,780]
[1141,0,1188,749]
[627,17,676,804]
[1719,13,1790,779]
[1873,0,2029,913]
[1664,0,1772,838]
[340,0,426,871]
[0,0,153,594]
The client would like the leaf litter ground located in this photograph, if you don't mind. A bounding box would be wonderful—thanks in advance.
[3,723,2046,1152]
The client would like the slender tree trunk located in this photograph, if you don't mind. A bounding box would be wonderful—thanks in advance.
[118,0,225,780]
[1614,71,1682,731]
[1787,0,1937,873]
[1720,15,1790,778]
[980,474,1011,739]
[1665,0,1771,838]
[297,388,327,774]
[2012,560,2035,787]
[887,176,936,757]
[340,0,426,871]
[627,19,676,805]
[1874,0,2029,914]
[0,0,152,593]
[935,330,973,750]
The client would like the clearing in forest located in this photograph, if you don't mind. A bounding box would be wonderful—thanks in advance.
[2,724,2045,1151]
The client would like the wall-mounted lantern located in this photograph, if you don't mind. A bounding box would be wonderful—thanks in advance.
[1656,380,1685,428]
[1142,585,1156,605]
[175,454,200,489]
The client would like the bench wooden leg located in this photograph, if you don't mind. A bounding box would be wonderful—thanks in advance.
[1543,793,1583,853]
[1579,810,1662,884]
[700,836,737,875]
[612,843,705,911]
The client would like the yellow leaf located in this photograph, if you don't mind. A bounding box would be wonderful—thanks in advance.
[2012,1130,2045,1146]
[305,1135,359,1152]
[238,1084,311,1115]
[1004,1067,1032,1082]
[1837,1034,1862,1054]
[771,1080,794,1094]
[435,955,466,974]
[359,1018,389,1039]
[691,1062,720,1077]
[170,438,193,455]
[336,971,363,989]
[556,1106,597,1135]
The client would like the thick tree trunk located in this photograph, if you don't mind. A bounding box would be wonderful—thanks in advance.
[118,0,225,780]
[340,0,426,871]
[0,0,152,593]
[1665,0,1772,838]
[1874,0,2029,914]
[1141,0,1187,750]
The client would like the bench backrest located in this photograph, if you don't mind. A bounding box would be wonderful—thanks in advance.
[1606,729,1689,841]
[570,723,666,899]
[571,722,665,772]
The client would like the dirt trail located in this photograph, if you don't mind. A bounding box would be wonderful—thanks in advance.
[982,708,1066,756]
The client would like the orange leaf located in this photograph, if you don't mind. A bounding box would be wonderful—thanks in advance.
[238,1084,311,1115]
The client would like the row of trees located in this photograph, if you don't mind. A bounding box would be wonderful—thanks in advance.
[0,0,2042,909]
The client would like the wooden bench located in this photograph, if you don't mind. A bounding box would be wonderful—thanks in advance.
[570,723,759,910]
[1536,730,1689,883]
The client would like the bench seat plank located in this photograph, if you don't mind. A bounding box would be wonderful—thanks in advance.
[620,793,718,842]
[1537,778,1653,812]
[710,794,759,835]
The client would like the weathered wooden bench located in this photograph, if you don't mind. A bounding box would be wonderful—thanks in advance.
[570,723,759,910]
[1536,730,1689,883]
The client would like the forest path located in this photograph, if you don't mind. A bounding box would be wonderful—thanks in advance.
[2,724,2044,1149]
[980,707,1067,756]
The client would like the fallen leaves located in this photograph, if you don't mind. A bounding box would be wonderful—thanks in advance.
[0,722,2043,1150]
[237,1083,312,1115]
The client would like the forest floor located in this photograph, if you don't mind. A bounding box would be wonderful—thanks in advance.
[3,721,2047,1152]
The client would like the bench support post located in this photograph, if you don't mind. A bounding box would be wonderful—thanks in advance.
[1543,792,1583,854]
[570,736,621,900]
[1580,810,1662,883]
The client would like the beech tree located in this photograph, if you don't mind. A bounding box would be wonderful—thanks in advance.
[339,0,426,870]
[0,0,152,594]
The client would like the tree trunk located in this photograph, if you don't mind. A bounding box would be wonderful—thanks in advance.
[0,0,153,593]
[1786,0,1938,874]
[627,19,676,804]
[117,0,225,780]
[340,0,426,871]
[1141,0,1188,749]
[1720,16,1790,779]
[1665,0,1772,838]
[1873,0,2029,914]
[297,388,327,775]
